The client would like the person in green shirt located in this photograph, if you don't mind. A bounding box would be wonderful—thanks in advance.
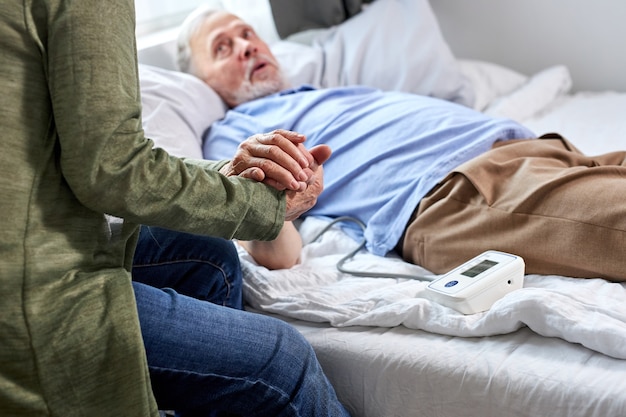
[0,1,349,416]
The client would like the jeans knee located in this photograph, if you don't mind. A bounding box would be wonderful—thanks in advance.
[269,318,319,375]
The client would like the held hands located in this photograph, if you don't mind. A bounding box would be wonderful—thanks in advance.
[219,129,331,221]
[220,129,318,190]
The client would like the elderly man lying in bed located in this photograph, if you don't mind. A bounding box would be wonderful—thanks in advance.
[179,9,626,282]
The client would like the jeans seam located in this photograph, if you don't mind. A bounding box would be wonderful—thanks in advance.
[146,226,163,249]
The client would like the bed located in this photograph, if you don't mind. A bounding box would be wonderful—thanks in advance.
[137,1,626,416]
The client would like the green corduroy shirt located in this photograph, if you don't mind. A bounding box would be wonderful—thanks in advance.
[0,0,285,415]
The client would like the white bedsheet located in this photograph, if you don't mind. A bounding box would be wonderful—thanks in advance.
[523,91,626,155]
[239,217,626,360]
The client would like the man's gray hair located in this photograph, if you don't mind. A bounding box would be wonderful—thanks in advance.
[176,7,219,75]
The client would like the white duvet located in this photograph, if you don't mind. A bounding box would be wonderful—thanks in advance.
[239,217,626,360]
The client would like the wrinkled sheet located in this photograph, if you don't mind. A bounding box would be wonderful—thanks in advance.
[239,216,626,360]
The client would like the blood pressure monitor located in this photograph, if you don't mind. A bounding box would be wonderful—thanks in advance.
[425,250,525,314]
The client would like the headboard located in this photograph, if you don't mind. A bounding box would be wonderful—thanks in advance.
[429,0,626,92]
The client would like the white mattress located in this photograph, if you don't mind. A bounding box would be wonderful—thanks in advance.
[239,84,626,417]
[269,318,626,417]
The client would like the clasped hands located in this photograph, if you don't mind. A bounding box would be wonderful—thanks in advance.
[219,129,331,221]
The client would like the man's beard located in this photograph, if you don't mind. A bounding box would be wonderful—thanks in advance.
[230,54,289,106]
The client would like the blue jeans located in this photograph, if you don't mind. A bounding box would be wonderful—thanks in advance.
[132,226,351,417]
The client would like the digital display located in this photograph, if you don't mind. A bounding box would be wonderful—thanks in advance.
[461,259,498,278]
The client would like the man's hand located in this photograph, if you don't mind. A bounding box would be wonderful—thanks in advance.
[219,129,315,191]
[284,145,331,221]
[238,145,331,268]
[229,133,332,268]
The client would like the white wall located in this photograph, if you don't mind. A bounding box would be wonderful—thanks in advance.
[430,0,626,92]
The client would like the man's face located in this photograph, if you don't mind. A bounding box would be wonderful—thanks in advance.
[190,12,288,107]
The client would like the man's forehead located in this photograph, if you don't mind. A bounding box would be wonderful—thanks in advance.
[201,12,250,41]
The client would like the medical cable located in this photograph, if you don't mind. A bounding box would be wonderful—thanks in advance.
[308,216,437,281]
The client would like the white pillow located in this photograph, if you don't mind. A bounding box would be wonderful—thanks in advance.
[139,64,227,159]
[457,59,528,111]
[271,41,324,88]
[273,0,475,107]
[484,65,573,122]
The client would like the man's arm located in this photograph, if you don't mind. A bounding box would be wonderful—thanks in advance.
[234,140,331,269]
[237,221,302,269]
